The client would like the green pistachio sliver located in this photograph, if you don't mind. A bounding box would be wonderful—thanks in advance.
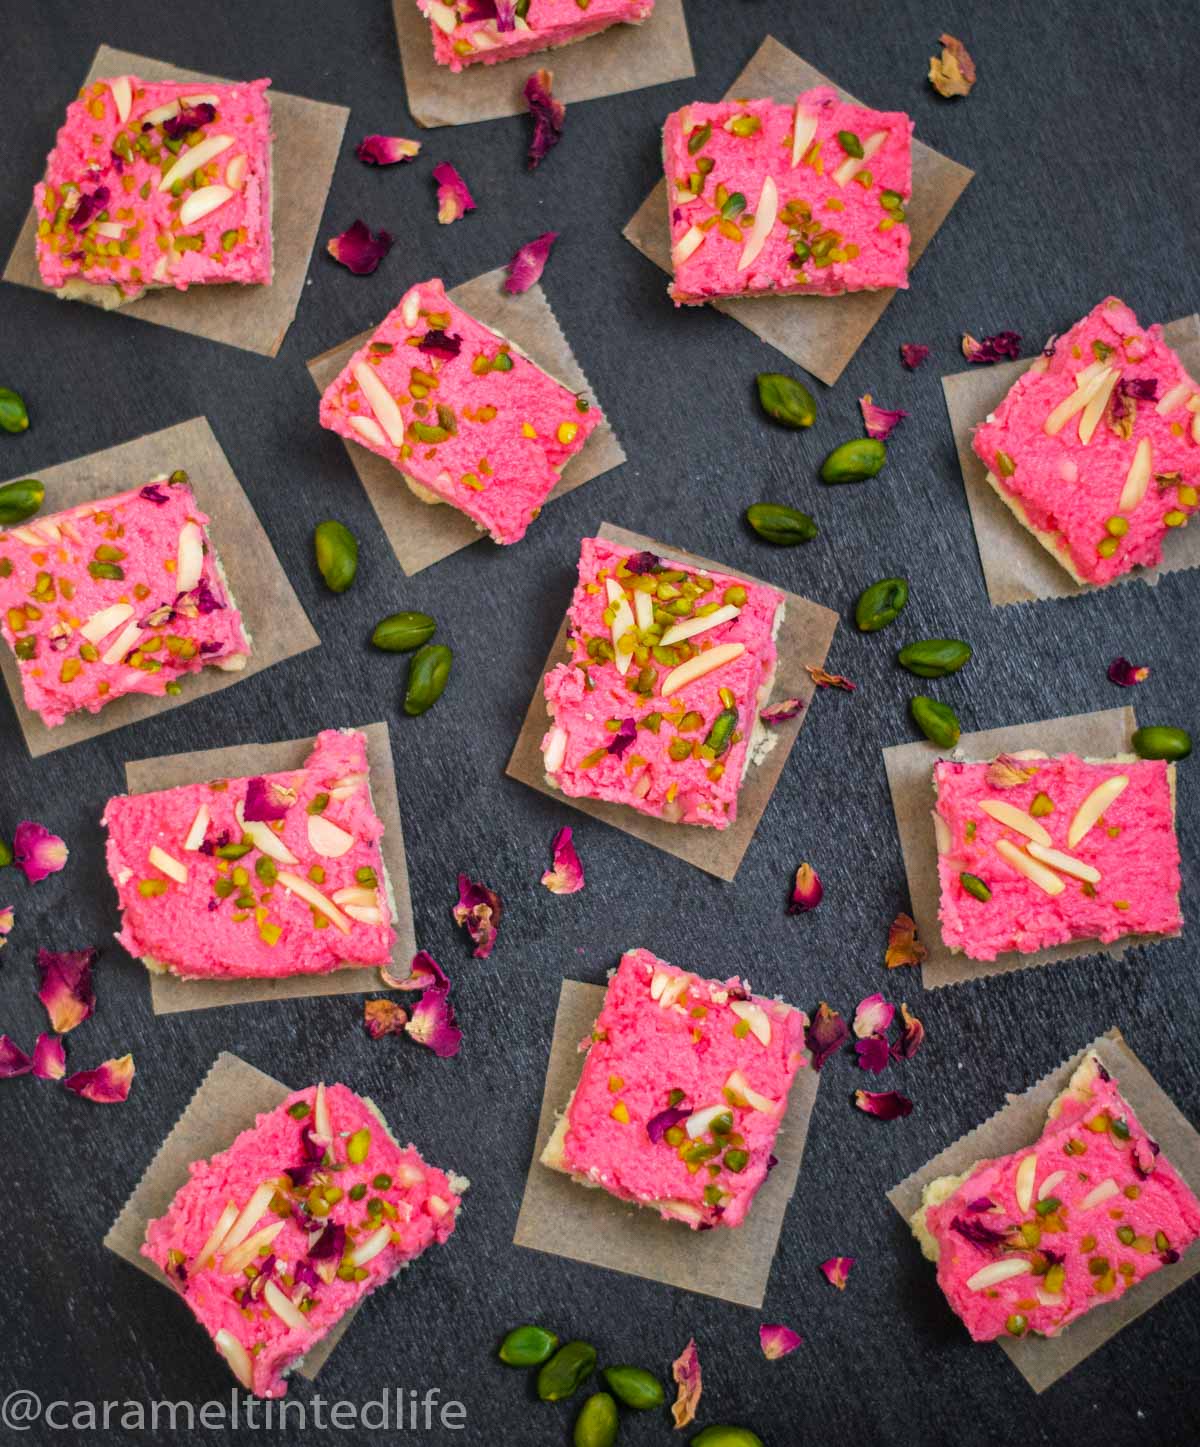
[687,122,712,155]
[911,695,961,748]
[371,611,436,652]
[404,643,452,716]
[897,638,972,678]
[821,438,887,484]
[756,371,816,429]
[837,129,864,158]
[0,837,12,868]
[960,872,991,902]
[314,520,358,593]
[1131,725,1191,761]
[0,387,30,435]
[854,577,908,632]
[704,707,738,757]
[720,191,747,221]
[0,478,45,525]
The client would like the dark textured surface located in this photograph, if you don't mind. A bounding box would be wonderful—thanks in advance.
[0,2,1197,1444]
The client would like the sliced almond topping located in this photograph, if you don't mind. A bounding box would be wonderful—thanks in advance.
[660,1199,706,1224]
[109,76,132,124]
[349,415,388,447]
[1026,842,1101,884]
[175,521,205,594]
[79,602,134,644]
[350,1224,393,1267]
[180,93,220,107]
[657,972,693,1010]
[543,725,567,774]
[1080,1177,1119,1211]
[790,103,818,167]
[685,1103,730,1139]
[426,1194,451,1218]
[328,772,368,801]
[671,224,706,267]
[101,620,144,667]
[263,1277,310,1330]
[966,1259,1031,1292]
[1015,1153,1037,1212]
[148,845,188,885]
[94,221,126,240]
[214,1329,254,1390]
[932,810,952,854]
[1038,1168,1067,1201]
[277,872,352,933]
[1117,436,1153,511]
[235,802,299,865]
[995,838,1065,895]
[650,969,669,1001]
[1043,365,1114,436]
[401,287,422,329]
[158,133,235,193]
[353,362,406,447]
[313,1082,332,1141]
[605,579,636,677]
[306,814,355,859]
[141,100,181,128]
[427,0,459,33]
[661,642,745,698]
[633,590,654,632]
[738,176,778,272]
[1078,368,1120,444]
[219,1181,281,1256]
[220,1220,287,1277]
[978,799,1052,846]
[344,904,383,924]
[833,129,887,187]
[660,604,741,648]
[729,998,772,1046]
[1067,774,1129,847]
[1156,380,1193,415]
[196,1200,240,1270]
[183,804,210,852]
[179,184,234,227]
[331,886,378,908]
[724,1068,780,1114]
[224,153,247,190]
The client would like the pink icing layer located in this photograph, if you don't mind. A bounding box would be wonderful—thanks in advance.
[318,278,603,545]
[972,297,1200,585]
[934,754,1181,961]
[561,949,807,1228]
[103,729,395,978]
[36,76,272,298]
[0,478,250,728]
[142,1083,461,1397]
[541,538,785,829]
[925,1061,1200,1342]
[664,87,912,305]
[417,0,653,71]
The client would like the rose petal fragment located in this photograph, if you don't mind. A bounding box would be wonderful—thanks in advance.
[13,820,68,884]
[606,718,637,759]
[432,162,475,225]
[788,862,823,914]
[363,998,408,1039]
[140,484,170,504]
[986,754,1039,788]
[327,219,393,274]
[505,231,558,295]
[951,1214,1007,1249]
[0,904,12,950]
[759,1323,803,1360]
[0,1035,32,1078]
[69,185,110,232]
[355,134,421,166]
[404,987,462,1058]
[541,826,584,895]
[891,1002,925,1061]
[162,103,215,140]
[805,1001,848,1070]
[523,68,565,168]
[806,665,856,691]
[64,1053,135,1104]
[417,330,463,358]
[624,551,660,575]
[243,776,296,822]
[900,343,930,370]
[452,874,502,959]
[929,33,977,98]
[646,1104,691,1144]
[853,992,895,1039]
[855,1035,890,1073]
[860,393,908,441]
[1108,657,1150,687]
[670,1338,702,1429]
[886,912,926,969]
[820,1256,855,1290]
[32,1032,66,1081]
[961,330,1021,364]
[760,697,804,724]
[36,947,98,1035]
[854,1089,913,1120]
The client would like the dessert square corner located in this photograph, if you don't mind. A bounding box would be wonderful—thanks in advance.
[664,86,912,305]
[416,0,656,72]
[540,949,809,1229]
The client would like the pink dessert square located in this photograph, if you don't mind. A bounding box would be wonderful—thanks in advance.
[972,297,1200,586]
[540,537,786,829]
[0,474,251,728]
[35,74,272,306]
[416,0,654,71]
[542,949,808,1228]
[663,87,913,305]
[142,1082,464,1397]
[933,752,1182,962]
[102,729,396,980]
[912,1054,1200,1343]
[318,279,604,546]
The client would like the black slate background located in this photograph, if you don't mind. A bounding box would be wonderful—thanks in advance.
[1,2,1198,1444]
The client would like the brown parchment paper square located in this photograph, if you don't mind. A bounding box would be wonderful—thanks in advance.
[307,267,626,575]
[623,36,974,386]
[3,45,347,358]
[105,1052,356,1378]
[943,314,1200,606]
[882,706,1163,989]
[513,981,819,1307]
[393,0,694,129]
[0,417,318,758]
[506,522,838,881]
[122,722,415,1015]
[888,1029,1200,1392]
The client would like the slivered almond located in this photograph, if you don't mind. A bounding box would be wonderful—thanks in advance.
[350,1224,393,1267]
[427,0,458,33]
[277,872,352,933]
[738,175,778,272]
[101,620,144,667]
[967,1259,1031,1291]
[932,810,952,854]
[148,845,187,884]
[109,76,132,124]
[181,93,220,107]
[661,642,745,697]
[175,521,205,594]
[605,579,636,677]
[833,129,887,187]
[1015,1154,1037,1212]
[1117,436,1153,511]
[353,363,406,447]
[307,814,355,858]
[179,184,234,227]
[790,104,818,167]
[344,904,383,924]
[543,726,567,774]
[313,1082,331,1140]
[1038,1169,1067,1201]
[220,1220,286,1276]
[214,1329,253,1390]
[1043,366,1114,436]
[660,604,740,648]
[220,1182,281,1255]
[158,133,234,193]
[94,221,125,239]
[686,1103,730,1139]
[650,969,669,1001]
[142,100,181,127]
[729,999,772,1046]
[224,153,247,190]
[978,799,1052,846]
[263,1278,310,1330]
[79,602,134,644]
[671,224,705,267]
[1026,842,1101,884]
[235,802,298,865]
[633,590,654,632]
[1078,368,1120,443]
[401,288,421,329]
[995,839,1065,895]
[1156,380,1193,415]
[657,973,692,1010]
[331,886,378,908]
[196,1200,240,1269]
[1067,774,1128,847]
[724,1068,779,1114]
[183,804,210,851]
[328,772,367,801]
[349,414,388,448]
[1080,1177,1119,1211]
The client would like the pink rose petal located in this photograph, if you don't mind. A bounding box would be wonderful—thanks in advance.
[417,330,462,358]
[390,950,451,993]
[36,947,98,1035]
[854,1035,890,1073]
[405,987,462,1058]
[524,68,565,168]
[759,1323,803,1360]
[243,776,295,822]
[0,904,12,949]
[505,231,558,295]
[854,1089,913,1120]
[819,1256,855,1290]
[433,162,475,225]
[860,393,908,440]
[162,103,215,140]
[363,998,408,1039]
[452,874,501,959]
[1107,656,1150,687]
[760,697,804,724]
[541,826,584,895]
[900,343,930,370]
[670,1338,702,1429]
[805,1002,848,1070]
[891,1002,925,1061]
[64,1053,135,1104]
[961,330,1021,364]
[606,718,637,759]
[32,1032,66,1081]
[787,861,822,914]
[326,219,394,274]
[853,992,894,1039]
[0,1035,33,1078]
[355,134,421,166]
[13,820,68,884]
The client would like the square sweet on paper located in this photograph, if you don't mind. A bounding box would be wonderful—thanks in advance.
[541,948,809,1230]
[933,752,1182,962]
[141,1080,464,1397]
[103,728,397,983]
[415,0,653,71]
[972,297,1200,588]
[0,473,251,729]
[664,87,912,305]
[318,278,605,546]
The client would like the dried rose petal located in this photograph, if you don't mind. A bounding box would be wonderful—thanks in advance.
[0,904,12,950]
[646,1104,691,1143]
[383,950,448,992]
[806,665,855,691]
[760,1323,802,1360]
[0,1035,32,1078]
[405,987,462,1058]
[541,826,584,895]
[606,718,637,758]
[986,754,1039,788]
[452,874,501,959]
[819,1256,855,1290]
[854,1089,913,1120]
[961,331,1021,365]
[433,162,475,225]
[860,393,908,441]
[13,820,68,884]
[64,1053,135,1104]
[355,134,421,166]
[69,185,110,232]
[307,1221,346,1263]
[966,1195,995,1212]
[951,1215,1007,1249]
[36,947,97,1034]
[853,992,895,1039]
[524,68,565,168]
[505,231,558,295]
[162,103,215,140]
[364,998,408,1039]
[624,551,660,575]
[900,343,930,370]
[243,776,296,822]
[886,912,926,969]
[670,1338,702,1429]
[805,1002,849,1070]
[929,33,976,98]
[787,862,822,914]
[32,1032,66,1081]
[417,330,462,358]
[327,219,393,274]
[139,484,170,504]
[855,1035,890,1073]
[1108,657,1150,687]
[760,698,804,724]
[891,1002,925,1061]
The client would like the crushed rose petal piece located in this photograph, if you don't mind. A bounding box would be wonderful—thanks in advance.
[986,753,1040,788]
[505,231,558,295]
[64,1053,135,1103]
[36,947,98,1034]
[820,1256,855,1290]
[886,912,927,969]
[855,1035,890,1073]
[0,904,12,949]
[860,393,908,440]
[0,1035,33,1078]
[760,697,805,724]
[961,330,1021,365]
[929,33,977,98]
[670,1338,702,1429]
[951,1214,1008,1248]
[243,776,296,822]
[32,1032,66,1081]
[805,1001,849,1070]
[363,998,409,1039]
[853,992,895,1039]
[759,1323,803,1360]
[1107,657,1150,687]
[432,162,475,224]
[606,718,637,759]
[417,330,463,358]
[355,134,421,166]
[901,343,931,370]
[541,826,584,895]
[13,820,68,884]
[523,68,565,169]
[646,1103,691,1144]
[806,665,856,691]
[787,861,823,914]
[854,1088,913,1120]
[326,219,393,274]
[891,1002,925,1060]
[452,874,502,958]
[405,986,462,1058]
